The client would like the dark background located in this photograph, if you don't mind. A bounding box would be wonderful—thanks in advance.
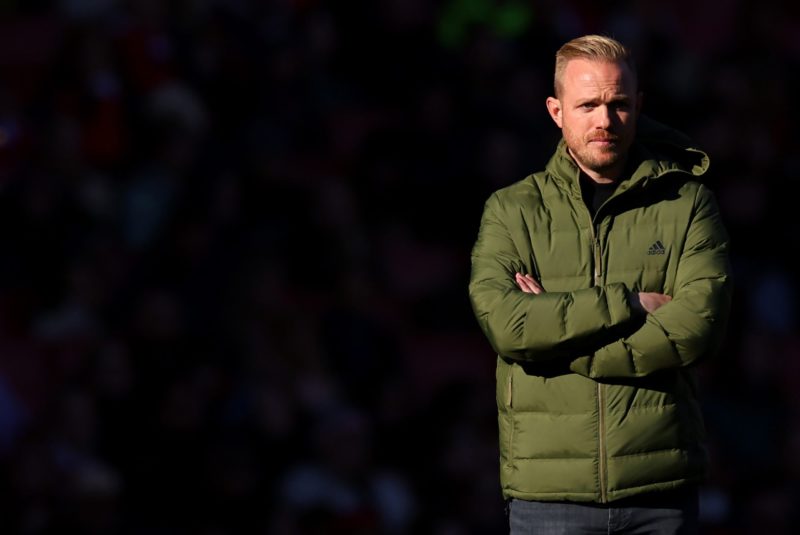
[0,1,796,533]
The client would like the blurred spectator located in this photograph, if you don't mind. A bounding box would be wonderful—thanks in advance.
[0,1,794,533]
[278,405,417,534]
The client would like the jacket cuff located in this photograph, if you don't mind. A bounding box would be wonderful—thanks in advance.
[606,282,634,326]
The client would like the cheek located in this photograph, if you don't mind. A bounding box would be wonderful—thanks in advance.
[562,114,585,132]
[617,111,635,126]
[622,115,638,135]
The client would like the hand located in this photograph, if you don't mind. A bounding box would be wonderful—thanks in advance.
[515,272,544,295]
[629,291,672,314]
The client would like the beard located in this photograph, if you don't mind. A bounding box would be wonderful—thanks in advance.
[564,128,631,175]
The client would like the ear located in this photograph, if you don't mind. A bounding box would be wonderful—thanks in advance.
[545,96,563,128]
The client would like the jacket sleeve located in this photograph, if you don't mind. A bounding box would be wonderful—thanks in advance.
[468,191,635,362]
[570,184,733,378]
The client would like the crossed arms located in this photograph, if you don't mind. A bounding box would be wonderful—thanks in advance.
[468,186,733,379]
[515,272,672,315]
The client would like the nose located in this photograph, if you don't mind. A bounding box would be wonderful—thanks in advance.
[596,105,612,129]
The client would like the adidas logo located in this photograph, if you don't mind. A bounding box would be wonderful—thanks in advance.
[647,240,666,255]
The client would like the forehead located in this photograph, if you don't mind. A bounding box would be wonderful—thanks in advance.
[561,59,636,98]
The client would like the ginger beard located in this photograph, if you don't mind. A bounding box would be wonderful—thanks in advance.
[563,123,631,175]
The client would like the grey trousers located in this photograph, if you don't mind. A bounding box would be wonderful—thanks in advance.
[507,487,699,535]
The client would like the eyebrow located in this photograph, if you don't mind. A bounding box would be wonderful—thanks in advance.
[575,95,631,106]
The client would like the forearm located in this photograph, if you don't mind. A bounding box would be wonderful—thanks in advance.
[570,184,733,379]
[470,280,636,361]
[569,275,732,378]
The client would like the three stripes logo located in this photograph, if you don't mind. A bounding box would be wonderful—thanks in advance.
[647,240,666,255]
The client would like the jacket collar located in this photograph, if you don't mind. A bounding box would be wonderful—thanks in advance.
[545,115,710,197]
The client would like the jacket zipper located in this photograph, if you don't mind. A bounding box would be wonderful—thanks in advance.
[506,371,513,408]
[597,382,607,502]
[593,235,602,286]
[507,371,514,470]
[585,175,652,502]
[588,215,608,503]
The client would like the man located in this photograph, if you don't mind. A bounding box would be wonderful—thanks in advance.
[468,35,732,534]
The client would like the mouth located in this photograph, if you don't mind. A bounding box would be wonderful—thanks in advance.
[588,136,619,148]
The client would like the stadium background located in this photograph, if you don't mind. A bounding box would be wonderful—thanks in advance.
[0,1,796,533]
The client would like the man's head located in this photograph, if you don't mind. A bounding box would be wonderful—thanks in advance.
[545,35,641,182]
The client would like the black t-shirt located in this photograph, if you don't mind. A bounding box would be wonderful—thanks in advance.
[580,176,618,219]
[579,148,644,219]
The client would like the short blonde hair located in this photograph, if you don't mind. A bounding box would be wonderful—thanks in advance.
[554,35,636,97]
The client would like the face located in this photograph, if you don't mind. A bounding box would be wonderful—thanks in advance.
[546,59,640,181]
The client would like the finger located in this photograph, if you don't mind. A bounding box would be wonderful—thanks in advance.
[522,274,544,294]
[521,273,539,284]
[516,273,541,294]
[516,273,533,294]
[515,273,535,293]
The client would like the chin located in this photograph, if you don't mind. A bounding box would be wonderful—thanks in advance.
[587,156,619,169]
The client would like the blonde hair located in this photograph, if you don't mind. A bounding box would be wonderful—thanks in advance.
[554,35,636,97]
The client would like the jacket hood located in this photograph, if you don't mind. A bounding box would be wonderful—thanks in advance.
[545,115,710,195]
[633,115,709,179]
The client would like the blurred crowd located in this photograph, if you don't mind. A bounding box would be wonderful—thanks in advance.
[0,0,797,533]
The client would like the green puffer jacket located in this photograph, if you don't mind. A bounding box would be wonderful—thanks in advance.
[468,117,733,503]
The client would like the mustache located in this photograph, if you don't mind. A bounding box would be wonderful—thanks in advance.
[587,132,619,142]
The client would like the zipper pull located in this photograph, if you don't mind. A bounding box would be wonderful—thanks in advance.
[593,236,602,286]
